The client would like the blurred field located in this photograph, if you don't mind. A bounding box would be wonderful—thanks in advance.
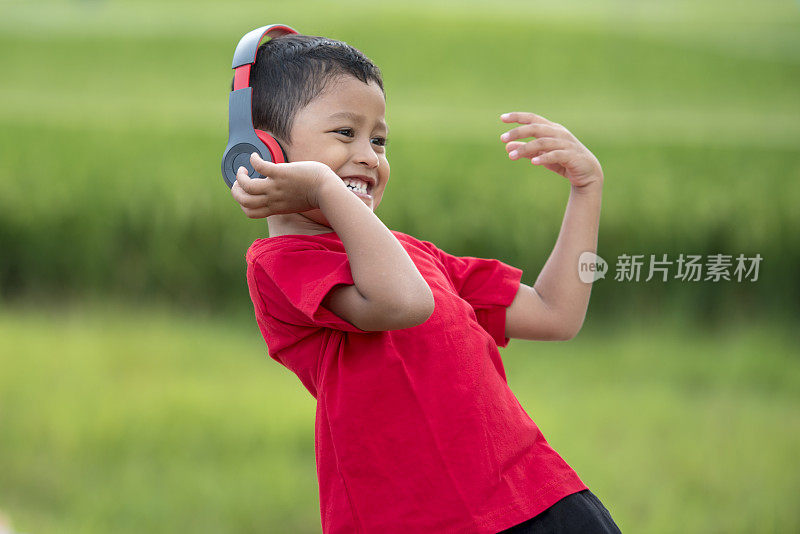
[0,0,797,315]
[1,0,799,532]
[0,302,798,533]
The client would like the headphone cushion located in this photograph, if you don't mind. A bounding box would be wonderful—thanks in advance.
[255,130,288,163]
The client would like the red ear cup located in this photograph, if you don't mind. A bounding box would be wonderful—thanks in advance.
[255,130,288,163]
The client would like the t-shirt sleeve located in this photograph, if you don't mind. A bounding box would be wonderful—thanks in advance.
[426,242,523,347]
[248,244,370,334]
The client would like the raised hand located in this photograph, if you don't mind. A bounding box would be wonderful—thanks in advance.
[231,153,340,218]
[500,112,603,189]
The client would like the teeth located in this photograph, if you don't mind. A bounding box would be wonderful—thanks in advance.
[343,178,369,195]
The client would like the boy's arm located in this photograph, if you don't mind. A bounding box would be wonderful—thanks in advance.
[242,155,435,332]
[499,112,604,341]
[505,183,602,341]
[315,177,435,331]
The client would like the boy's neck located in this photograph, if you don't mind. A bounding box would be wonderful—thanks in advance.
[267,213,336,238]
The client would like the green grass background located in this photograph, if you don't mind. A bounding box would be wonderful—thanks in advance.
[1,0,799,532]
[1,303,798,533]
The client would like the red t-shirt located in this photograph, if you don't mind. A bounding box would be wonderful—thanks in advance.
[246,230,587,534]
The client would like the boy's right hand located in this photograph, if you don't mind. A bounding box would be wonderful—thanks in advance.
[231,153,338,219]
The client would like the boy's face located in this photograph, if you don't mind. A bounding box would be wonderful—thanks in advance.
[278,74,389,225]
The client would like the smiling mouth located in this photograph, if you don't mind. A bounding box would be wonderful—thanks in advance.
[342,177,373,197]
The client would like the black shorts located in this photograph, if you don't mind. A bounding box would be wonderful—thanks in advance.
[497,489,622,533]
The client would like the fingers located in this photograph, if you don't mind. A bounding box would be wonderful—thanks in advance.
[530,149,571,166]
[250,152,283,177]
[230,154,292,219]
[500,122,563,144]
[499,112,577,165]
[235,164,269,195]
[504,141,527,153]
[231,181,271,218]
[500,112,554,125]
[231,179,270,210]
[241,206,272,219]
[507,138,568,160]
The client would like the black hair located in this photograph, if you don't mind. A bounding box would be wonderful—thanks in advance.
[231,34,384,146]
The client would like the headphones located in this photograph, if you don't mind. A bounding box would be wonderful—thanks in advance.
[221,24,299,188]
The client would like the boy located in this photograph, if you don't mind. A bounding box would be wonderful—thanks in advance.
[231,33,620,533]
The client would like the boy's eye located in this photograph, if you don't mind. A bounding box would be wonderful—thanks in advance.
[333,128,388,148]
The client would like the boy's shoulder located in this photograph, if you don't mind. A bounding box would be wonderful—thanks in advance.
[246,229,430,256]
[245,232,340,265]
[391,230,445,256]
[244,230,446,277]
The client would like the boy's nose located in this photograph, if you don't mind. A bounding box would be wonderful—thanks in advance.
[353,140,380,168]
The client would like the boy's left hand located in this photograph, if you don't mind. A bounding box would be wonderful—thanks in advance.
[500,112,603,189]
